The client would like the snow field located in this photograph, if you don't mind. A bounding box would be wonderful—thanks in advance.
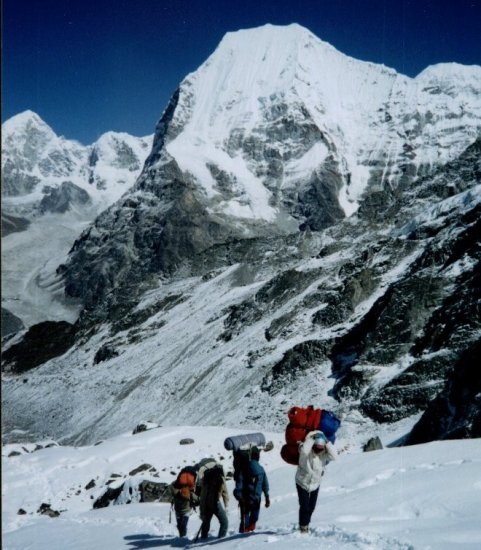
[3,426,481,549]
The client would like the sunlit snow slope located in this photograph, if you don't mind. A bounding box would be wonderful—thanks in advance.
[3,426,481,550]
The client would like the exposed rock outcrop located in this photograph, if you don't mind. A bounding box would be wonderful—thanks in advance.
[1,308,25,338]
[1,321,76,374]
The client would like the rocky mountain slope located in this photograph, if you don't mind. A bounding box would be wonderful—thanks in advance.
[2,24,480,447]
[1,111,152,329]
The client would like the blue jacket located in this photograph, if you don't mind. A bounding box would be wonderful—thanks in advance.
[234,459,269,504]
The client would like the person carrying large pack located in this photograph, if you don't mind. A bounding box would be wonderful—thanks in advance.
[279,405,340,533]
[296,431,337,534]
[196,460,229,541]
[224,432,272,534]
[164,466,199,538]
[233,446,270,533]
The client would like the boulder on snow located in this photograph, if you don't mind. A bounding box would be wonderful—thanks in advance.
[363,436,383,452]
[139,480,170,502]
[93,485,124,509]
[37,503,60,517]
[129,464,153,476]
[132,421,160,434]
[85,479,96,490]
[179,438,195,445]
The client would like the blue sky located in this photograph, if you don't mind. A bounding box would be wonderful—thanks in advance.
[3,0,480,144]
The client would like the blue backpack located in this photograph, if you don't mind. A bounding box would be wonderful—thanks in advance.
[320,410,341,443]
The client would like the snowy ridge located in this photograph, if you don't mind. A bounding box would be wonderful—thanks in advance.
[3,426,481,549]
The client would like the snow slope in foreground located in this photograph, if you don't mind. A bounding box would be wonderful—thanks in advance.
[3,426,481,550]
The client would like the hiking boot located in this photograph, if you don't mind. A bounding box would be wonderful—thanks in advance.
[245,522,256,532]
[300,525,309,534]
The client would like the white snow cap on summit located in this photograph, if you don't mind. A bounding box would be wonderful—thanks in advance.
[2,110,57,140]
[415,62,481,83]
[166,23,400,218]
[163,23,481,220]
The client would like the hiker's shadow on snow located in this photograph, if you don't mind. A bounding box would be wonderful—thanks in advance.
[125,531,278,548]
[124,533,190,548]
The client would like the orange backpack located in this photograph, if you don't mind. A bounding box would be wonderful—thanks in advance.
[176,468,197,499]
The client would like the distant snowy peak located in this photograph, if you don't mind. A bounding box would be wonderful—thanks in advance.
[2,111,86,193]
[90,131,152,172]
[415,62,481,86]
[2,111,153,204]
[2,110,57,142]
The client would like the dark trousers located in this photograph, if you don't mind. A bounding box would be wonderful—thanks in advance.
[201,501,228,539]
[239,499,261,532]
[175,513,189,537]
[296,483,319,527]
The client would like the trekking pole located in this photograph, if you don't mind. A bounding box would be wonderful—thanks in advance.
[193,524,202,543]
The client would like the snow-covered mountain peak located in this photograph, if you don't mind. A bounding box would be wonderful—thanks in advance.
[157,24,480,224]
[2,110,55,138]
[415,62,481,84]
[92,130,152,168]
[174,22,388,139]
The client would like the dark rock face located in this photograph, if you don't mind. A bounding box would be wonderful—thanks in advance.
[93,344,119,365]
[406,338,481,444]
[39,181,91,214]
[1,213,30,236]
[2,321,76,374]
[322,140,481,435]
[1,307,25,337]
[330,267,447,369]
[360,355,455,423]
[221,269,320,342]
[296,159,346,231]
[261,340,330,394]
[58,169,239,323]
[312,264,380,328]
